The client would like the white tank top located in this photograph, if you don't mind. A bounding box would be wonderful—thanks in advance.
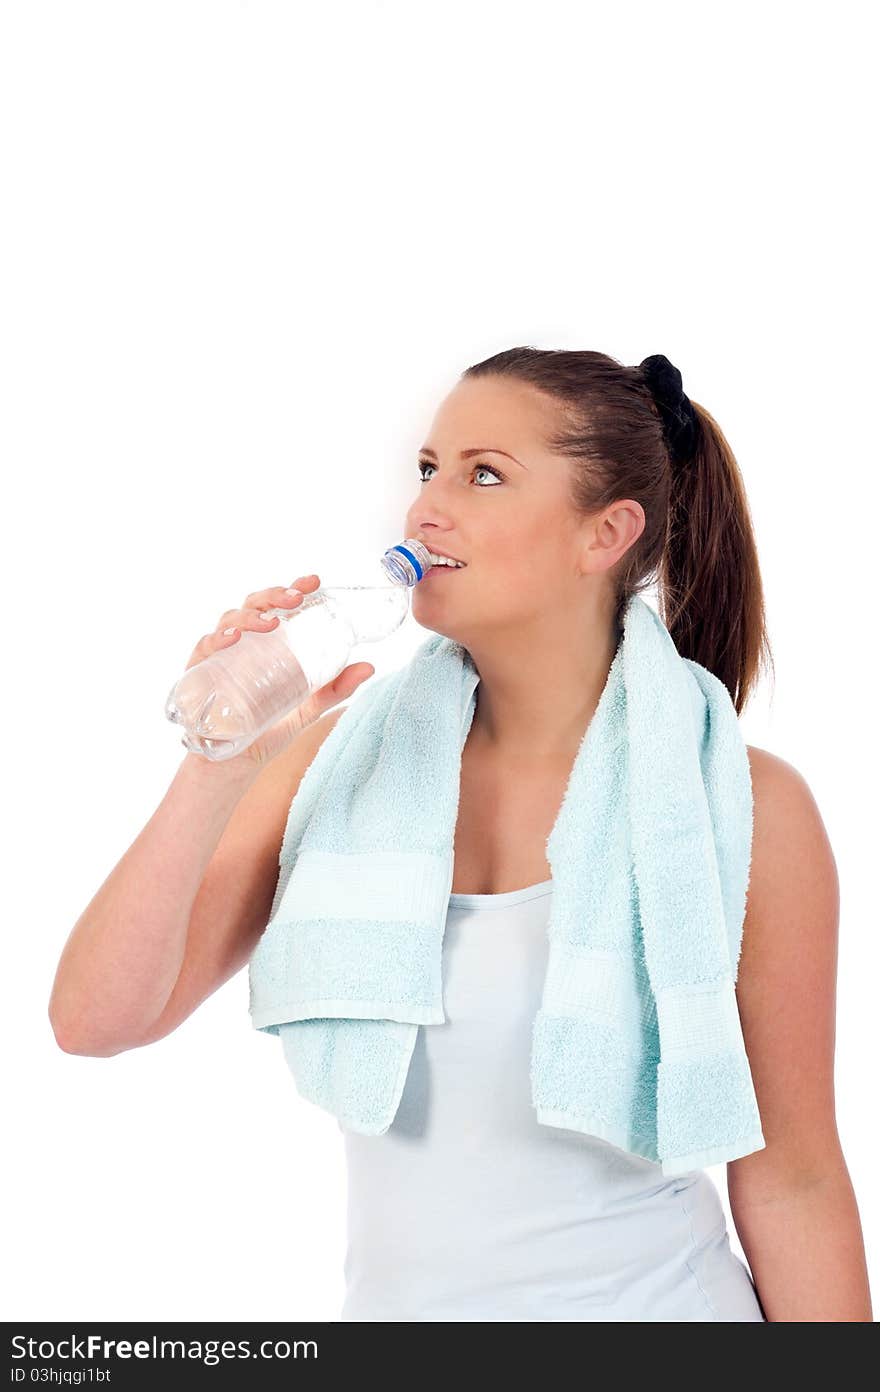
[339,879,765,1322]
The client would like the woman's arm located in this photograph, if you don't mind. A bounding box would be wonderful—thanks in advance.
[726,747,872,1321]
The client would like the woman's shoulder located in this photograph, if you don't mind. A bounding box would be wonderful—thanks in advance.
[744,744,835,871]
[731,745,842,1182]
[741,741,839,1001]
[745,744,824,819]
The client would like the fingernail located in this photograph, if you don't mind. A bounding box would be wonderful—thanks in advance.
[284,587,302,598]
[223,627,236,635]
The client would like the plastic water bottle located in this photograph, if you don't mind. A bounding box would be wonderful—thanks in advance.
[164,539,435,761]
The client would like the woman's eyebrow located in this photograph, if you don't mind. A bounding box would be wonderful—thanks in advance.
[418,446,525,468]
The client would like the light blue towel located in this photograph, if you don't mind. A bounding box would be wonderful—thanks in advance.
[248,594,766,1177]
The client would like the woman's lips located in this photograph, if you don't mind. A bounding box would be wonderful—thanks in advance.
[422,563,466,580]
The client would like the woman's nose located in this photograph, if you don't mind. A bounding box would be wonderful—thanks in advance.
[406,492,457,533]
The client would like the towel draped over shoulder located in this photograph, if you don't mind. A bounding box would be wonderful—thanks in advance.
[248,594,766,1177]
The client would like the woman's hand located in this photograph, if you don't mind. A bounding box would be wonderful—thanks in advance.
[183,573,374,770]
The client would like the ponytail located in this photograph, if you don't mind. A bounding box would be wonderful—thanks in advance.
[659,399,774,714]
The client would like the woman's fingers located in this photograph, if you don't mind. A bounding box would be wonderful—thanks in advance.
[241,574,320,611]
[184,575,321,671]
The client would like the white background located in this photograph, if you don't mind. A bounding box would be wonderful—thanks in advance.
[3,0,876,1321]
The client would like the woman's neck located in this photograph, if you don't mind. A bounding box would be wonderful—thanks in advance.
[466,613,620,761]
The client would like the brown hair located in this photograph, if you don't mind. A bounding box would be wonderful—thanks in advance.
[461,346,774,715]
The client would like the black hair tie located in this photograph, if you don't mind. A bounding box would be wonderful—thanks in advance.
[639,354,699,467]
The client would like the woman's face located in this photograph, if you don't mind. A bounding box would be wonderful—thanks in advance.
[403,376,598,644]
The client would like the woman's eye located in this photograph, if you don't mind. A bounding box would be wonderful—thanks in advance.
[417,462,503,486]
[474,465,503,485]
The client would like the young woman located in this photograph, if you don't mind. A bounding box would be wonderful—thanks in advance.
[49,348,872,1322]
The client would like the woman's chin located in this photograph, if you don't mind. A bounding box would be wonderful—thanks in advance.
[411,607,467,643]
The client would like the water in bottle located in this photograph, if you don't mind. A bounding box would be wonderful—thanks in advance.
[165,539,436,761]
